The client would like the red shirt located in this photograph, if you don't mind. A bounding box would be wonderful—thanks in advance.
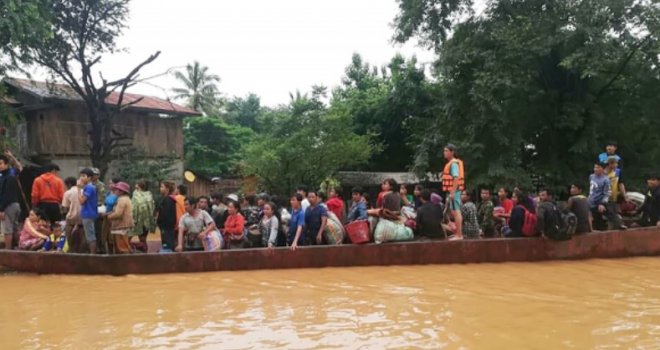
[501,198,514,214]
[223,213,245,237]
[376,191,387,208]
[326,197,344,221]
[31,173,65,206]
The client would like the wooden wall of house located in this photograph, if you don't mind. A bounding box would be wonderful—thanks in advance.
[24,103,184,158]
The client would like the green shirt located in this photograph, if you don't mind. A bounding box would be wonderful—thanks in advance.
[477,200,495,233]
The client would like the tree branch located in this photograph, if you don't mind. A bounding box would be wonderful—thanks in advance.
[595,35,651,101]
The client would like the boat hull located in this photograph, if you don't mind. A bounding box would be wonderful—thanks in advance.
[0,228,658,275]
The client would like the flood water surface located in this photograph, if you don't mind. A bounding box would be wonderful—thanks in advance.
[1,257,660,349]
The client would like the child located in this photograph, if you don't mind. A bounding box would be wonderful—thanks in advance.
[18,209,50,251]
[42,223,68,252]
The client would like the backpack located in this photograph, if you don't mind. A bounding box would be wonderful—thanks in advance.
[520,206,538,237]
[560,210,577,236]
[543,203,572,241]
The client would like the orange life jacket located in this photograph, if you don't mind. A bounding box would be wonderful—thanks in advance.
[442,158,465,192]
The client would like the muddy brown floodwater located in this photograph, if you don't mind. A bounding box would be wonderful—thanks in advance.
[1,257,659,349]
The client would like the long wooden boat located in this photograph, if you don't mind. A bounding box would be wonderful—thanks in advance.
[0,227,658,275]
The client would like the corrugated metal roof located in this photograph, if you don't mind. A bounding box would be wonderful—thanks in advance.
[4,77,201,116]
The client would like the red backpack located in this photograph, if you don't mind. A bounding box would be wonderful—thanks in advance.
[520,206,538,237]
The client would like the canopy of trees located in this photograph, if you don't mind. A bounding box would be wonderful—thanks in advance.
[392,0,660,191]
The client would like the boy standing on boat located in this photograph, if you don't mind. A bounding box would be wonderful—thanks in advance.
[442,144,464,240]
[78,168,98,254]
[0,155,21,250]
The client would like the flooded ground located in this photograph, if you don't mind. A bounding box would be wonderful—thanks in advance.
[1,257,659,349]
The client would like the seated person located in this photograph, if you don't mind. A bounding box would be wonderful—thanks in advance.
[42,223,68,252]
[508,189,535,237]
[415,189,444,238]
[18,209,50,251]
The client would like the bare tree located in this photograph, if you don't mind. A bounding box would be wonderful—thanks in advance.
[25,0,160,177]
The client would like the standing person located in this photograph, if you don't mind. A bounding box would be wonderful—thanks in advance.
[598,141,623,173]
[415,189,444,238]
[605,157,627,230]
[588,162,615,231]
[223,200,245,249]
[91,168,106,206]
[105,182,134,254]
[326,187,344,222]
[256,193,270,220]
[174,185,187,226]
[567,183,592,234]
[304,190,328,245]
[197,196,212,216]
[288,193,305,250]
[259,202,279,249]
[296,186,310,212]
[0,155,21,249]
[61,177,82,252]
[176,197,219,252]
[156,181,177,253]
[346,187,368,223]
[442,144,464,240]
[640,173,660,228]
[78,168,98,254]
[104,178,122,213]
[508,189,534,237]
[130,180,155,252]
[477,188,496,237]
[461,191,480,239]
[31,163,65,225]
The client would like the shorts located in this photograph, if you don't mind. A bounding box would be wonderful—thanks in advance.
[82,218,96,242]
[448,191,461,211]
[37,202,62,223]
[1,202,21,236]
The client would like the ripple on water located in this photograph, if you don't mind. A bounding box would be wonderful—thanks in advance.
[1,257,660,349]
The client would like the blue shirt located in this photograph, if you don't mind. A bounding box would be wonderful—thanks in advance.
[346,201,367,222]
[81,184,98,219]
[304,204,327,239]
[105,193,118,212]
[588,174,611,208]
[287,208,305,245]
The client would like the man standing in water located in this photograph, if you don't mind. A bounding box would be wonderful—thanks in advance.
[442,144,464,240]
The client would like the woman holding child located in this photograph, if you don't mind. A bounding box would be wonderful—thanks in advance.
[18,209,50,250]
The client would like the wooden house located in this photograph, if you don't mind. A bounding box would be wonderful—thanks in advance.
[3,77,201,180]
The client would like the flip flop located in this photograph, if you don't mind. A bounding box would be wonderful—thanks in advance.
[449,235,463,241]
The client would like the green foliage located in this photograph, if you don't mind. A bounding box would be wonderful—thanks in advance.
[184,116,254,177]
[0,0,52,72]
[172,61,222,116]
[240,88,379,195]
[115,148,179,194]
[394,0,660,192]
[331,53,438,171]
[224,93,262,131]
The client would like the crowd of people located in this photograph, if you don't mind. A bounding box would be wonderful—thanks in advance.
[0,141,658,255]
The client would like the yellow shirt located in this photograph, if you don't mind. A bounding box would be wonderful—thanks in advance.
[608,170,620,202]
